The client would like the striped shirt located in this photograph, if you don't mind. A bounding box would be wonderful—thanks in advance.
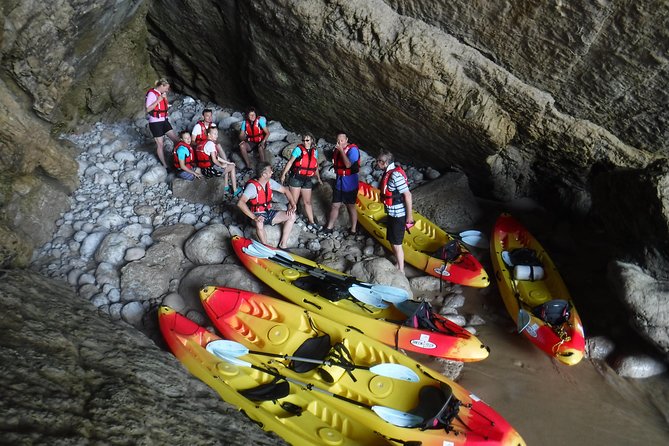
[384,162,409,217]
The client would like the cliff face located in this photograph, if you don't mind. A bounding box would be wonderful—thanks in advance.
[0,0,154,266]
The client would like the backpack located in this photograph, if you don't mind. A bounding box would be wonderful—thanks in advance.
[508,248,542,266]
[434,240,462,263]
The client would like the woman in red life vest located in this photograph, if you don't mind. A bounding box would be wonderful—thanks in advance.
[238,107,270,170]
[376,149,413,273]
[237,162,297,249]
[172,131,202,181]
[145,78,179,168]
[279,133,323,231]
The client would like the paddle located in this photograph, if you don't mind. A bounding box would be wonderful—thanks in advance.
[207,346,424,428]
[243,239,410,304]
[448,230,488,249]
[517,309,532,333]
[207,339,419,382]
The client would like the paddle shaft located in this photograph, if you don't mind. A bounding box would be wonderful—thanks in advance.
[247,348,375,370]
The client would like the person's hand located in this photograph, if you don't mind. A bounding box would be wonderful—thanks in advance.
[254,215,265,223]
[280,173,286,184]
[287,204,296,215]
[194,172,203,179]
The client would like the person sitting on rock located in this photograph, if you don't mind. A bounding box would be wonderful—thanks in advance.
[145,78,179,168]
[191,108,227,159]
[237,161,297,249]
[197,126,241,196]
[279,133,323,231]
[238,107,270,171]
[173,131,202,181]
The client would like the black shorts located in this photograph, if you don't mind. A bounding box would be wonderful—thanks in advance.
[288,174,315,189]
[386,215,407,245]
[149,120,173,138]
[332,188,357,205]
[244,141,262,152]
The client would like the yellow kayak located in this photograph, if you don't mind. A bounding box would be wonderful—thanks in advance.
[201,286,526,446]
[232,235,490,362]
[159,306,392,445]
[356,182,490,288]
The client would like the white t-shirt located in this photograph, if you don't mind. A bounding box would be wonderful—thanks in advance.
[243,179,282,200]
[203,141,217,158]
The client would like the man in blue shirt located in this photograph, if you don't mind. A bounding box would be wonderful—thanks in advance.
[324,131,360,235]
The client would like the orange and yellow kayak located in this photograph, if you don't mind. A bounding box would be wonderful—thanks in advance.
[159,306,392,445]
[356,182,489,288]
[232,235,489,362]
[200,286,526,446]
[490,213,585,365]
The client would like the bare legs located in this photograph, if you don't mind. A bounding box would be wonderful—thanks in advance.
[239,142,267,168]
[255,211,296,249]
[325,202,357,231]
[154,130,179,168]
[289,187,316,225]
[392,243,405,273]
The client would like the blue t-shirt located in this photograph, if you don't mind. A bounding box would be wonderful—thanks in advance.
[240,116,267,132]
[176,144,190,161]
[335,146,360,192]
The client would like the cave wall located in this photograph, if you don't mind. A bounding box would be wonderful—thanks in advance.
[385,0,669,157]
[0,0,154,267]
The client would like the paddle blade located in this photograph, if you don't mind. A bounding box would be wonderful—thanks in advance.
[371,406,423,427]
[367,284,410,303]
[249,239,295,261]
[460,235,488,249]
[348,286,388,308]
[369,364,419,382]
[206,339,250,358]
[517,309,532,333]
[242,244,271,259]
[459,230,484,238]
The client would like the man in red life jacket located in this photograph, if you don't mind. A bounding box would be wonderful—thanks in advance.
[376,150,413,273]
[237,161,297,249]
[323,131,360,235]
[173,131,202,181]
[279,133,323,230]
[239,107,270,170]
[145,78,179,168]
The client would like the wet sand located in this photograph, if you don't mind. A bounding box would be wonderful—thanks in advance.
[447,201,669,445]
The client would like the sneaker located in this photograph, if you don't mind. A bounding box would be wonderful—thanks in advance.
[233,186,243,197]
[224,185,232,193]
[322,227,333,234]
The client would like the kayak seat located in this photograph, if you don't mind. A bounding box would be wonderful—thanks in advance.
[409,383,459,430]
[533,299,570,326]
[502,248,545,281]
[432,240,463,263]
[239,379,290,402]
[289,334,332,373]
[293,276,350,302]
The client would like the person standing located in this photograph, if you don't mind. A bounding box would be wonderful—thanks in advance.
[279,133,323,231]
[376,150,413,273]
[239,107,270,170]
[238,162,297,249]
[323,131,360,235]
[145,78,179,168]
[172,131,203,181]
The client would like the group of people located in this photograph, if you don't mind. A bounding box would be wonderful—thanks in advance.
[145,79,414,272]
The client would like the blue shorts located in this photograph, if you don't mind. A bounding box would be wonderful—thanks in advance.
[177,170,195,181]
[254,209,279,225]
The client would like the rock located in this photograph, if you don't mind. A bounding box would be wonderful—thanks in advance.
[172,176,230,205]
[612,354,667,379]
[152,224,196,250]
[162,293,186,313]
[412,172,482,229]
[120,242,184,302]
[95,233,135,266]
[178,265,264,311]
[124,247,146,261]
[120,301,145,326]
[467,314,486,326]
[443,314,467,327]
[141,166,168,185]
[434,358,464,381]
[184,224,231,265]
[586,336,616,360]
[80,232,108,259]
[408,276,442,292]
[348,257,412,298]
[95,262,120,288]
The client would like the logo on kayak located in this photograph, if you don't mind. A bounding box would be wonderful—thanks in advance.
[410,334,436,349]
[526,323,539,338]
[433,266,451,277]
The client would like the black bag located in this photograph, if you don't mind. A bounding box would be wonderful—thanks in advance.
[509,248,542,266]
[292,276,350,301]
[434,240,462,263]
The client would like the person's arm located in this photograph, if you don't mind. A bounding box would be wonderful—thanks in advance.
[279,184,297,214]
[280,155,298,184]
[259,118,270,149]
[403,189,413,224]
[145,91,166,113]
[179,157,202,178]
[237,193,263,223]
[239,121,247,143]
[314,149,323,184]
[190,124,201,142]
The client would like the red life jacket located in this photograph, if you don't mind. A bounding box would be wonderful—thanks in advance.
[247,179,272,212]
[173,142,196,170]
[195,141,213,168]
[244,118,264,143]
[146,88,168,118]
[291,144,318,177]
[193,120,208,144]
[380,164,408,206]
[333,144,360,176]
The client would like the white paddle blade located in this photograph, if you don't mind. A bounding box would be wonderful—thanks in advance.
[250,239,295,261]
[517,309,532,333]
[459,230,484,238]
[369,364,419,382]
[242,244,271,259]
[363,284,410,303]
[206,339,250,358]
[371,406,423,427]
[348,286,389,308]
[460,235,488,249]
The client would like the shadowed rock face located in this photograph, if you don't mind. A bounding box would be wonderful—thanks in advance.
[0,270,281,445]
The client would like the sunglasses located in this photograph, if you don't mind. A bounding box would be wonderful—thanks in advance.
[303,138,311,142]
